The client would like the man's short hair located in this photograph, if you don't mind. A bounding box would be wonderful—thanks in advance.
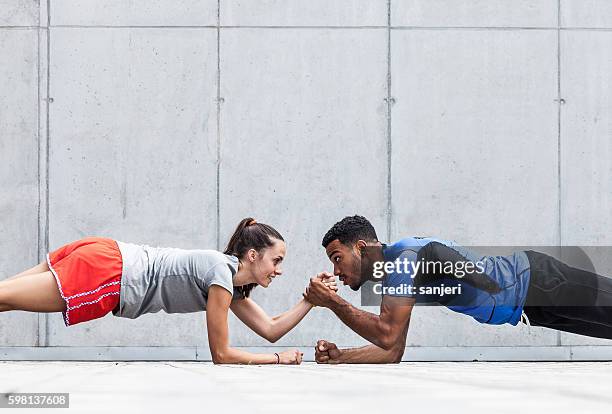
[322,215,378,248]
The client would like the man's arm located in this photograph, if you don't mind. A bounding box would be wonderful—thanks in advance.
[305,279,414,351]
[332,344,404,364]
[315,321,409,364]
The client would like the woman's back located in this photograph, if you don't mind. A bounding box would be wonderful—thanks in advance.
[113,241,240,319]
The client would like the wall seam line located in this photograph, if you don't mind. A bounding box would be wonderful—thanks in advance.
[6,26,612,32]
[36,1,42,349]
[215,0,221,250]
[392,26,558,31]
[44,0,51,347]
[556,0,563,348]
[0,26,41,29]
[49,25,218,29]
[386,0,393,242]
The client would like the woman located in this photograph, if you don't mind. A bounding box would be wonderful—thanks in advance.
[0,218,335,365]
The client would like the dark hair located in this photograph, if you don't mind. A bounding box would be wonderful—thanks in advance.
[224,217,284,298]
[321,215,378,248]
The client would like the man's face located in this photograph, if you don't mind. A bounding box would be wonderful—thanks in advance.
[325,239,363,291]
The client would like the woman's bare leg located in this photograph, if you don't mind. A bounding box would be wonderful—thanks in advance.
[0,271,65,312]
[3,262,50,281]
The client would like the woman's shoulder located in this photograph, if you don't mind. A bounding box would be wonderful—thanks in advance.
[172,249,237,276]
[187,249,233,264]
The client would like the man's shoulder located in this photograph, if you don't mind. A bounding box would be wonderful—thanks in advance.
[386,236,447,258]
[390,236,458,250]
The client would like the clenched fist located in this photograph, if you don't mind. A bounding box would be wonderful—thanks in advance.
[314,340,341,364]
[278,348,304,365]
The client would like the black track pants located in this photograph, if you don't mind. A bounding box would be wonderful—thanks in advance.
[523,250,612,340]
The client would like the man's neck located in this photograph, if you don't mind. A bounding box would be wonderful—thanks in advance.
[368,242,385,263]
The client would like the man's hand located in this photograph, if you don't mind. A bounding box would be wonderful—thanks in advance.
[304,275,338,307]
[314,340,342,364]
[315,271,338,292]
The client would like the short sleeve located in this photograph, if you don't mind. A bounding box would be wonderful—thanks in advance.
[381,249,418,297]
[205,263,235,296]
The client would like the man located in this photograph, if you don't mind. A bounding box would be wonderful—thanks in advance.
[304,215,612,364]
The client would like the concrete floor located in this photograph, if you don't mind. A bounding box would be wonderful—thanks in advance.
[1,361,611,413]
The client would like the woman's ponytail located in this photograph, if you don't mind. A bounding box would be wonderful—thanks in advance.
[223,217,257,256]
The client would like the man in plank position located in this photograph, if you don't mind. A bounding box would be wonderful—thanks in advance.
[304,215,612,363]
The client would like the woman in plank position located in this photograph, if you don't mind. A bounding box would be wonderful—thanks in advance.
[0,218,335,365]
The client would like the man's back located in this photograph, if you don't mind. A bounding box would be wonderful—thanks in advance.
[381,237,531,325]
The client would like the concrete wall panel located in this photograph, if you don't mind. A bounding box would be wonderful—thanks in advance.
[559,31,612,346]
[391,29,559,346]
[560,31,612,246]
[0,0,39,26]
[220,28,388,347]
[0,29,41,345]
[391,29,559,246]
[391,0,557,28]
[221,0,387,27]
[47,28,218,346]
[561,0,612,28]
[51,0,217,26]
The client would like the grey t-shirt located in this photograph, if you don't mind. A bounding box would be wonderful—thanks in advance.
[112,240,243,319]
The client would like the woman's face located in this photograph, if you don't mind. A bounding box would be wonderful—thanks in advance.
[250,239,286,287]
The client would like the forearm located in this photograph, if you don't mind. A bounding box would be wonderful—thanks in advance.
[268,298,314,342]
[212,347,278,365]
[334,344,404,364]
[327,296,392,349]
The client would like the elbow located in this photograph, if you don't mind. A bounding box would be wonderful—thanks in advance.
[379,336,396,351]
[378,329,407,356]
[211,350,228,365]
[265,322,283,343]
[266,334,280,344]
[378,319,410,353]
[377,321,403,351]
[267,331,287,343]
[377,340,405,363]
[375,338,404,362]
[388,346,405,363]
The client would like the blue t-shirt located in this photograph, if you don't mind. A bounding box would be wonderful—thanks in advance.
[380,237,531,325]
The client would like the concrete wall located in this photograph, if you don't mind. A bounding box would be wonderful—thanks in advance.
[1,1,611,360]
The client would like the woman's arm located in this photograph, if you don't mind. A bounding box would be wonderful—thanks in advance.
[206,285,302,365]
[230,297,313,343]
[230,273,337,343]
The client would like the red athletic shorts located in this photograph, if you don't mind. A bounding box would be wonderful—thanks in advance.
[47,237,122,326]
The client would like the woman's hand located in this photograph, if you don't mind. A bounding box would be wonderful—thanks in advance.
[278,349,303,364]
